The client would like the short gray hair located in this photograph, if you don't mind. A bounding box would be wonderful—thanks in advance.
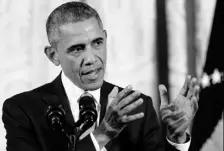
[46,1,103,46]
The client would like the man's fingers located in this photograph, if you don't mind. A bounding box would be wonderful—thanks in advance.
[160,103,178,112]
[193,85,200,101]
[168,116,186,128]
[108,86,119,107]
[117,91,141,109]
[114,85,133,104]
[160,110,172,119]
[187,77,197,99]
[121,112,144,123]
[172,124,188,137]
[191,96,198,116]
[167,116,187,134]
[179,75,191,96]
[159,85,169,107]
[160,104,177,118]
[161,111,185,123]
[118,98,143,115]
[172,118,189,136]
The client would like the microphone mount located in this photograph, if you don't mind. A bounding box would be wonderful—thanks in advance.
[75,92,98,138]
[45,92,98,150]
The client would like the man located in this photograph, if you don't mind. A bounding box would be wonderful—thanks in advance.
[2,2,200,151]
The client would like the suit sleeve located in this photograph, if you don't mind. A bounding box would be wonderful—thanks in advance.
[142,96,179,151]
[2,98,42,151]
[75,134,97,151]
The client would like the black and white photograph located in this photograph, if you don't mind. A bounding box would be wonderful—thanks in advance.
[0,0,223,151]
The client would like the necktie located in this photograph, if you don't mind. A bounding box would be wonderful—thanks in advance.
[78,92,100,140]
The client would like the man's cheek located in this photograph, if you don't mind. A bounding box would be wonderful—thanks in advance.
[100,51,107,63]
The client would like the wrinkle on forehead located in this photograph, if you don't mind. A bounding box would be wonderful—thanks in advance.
[56,18,104,48]
[59,18,102,36]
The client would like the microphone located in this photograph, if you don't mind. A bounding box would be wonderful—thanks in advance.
[44,93,98,147]
[76,92,98,135]
[45,104,66,132]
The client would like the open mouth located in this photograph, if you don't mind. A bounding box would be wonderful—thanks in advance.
[81,68,102,79]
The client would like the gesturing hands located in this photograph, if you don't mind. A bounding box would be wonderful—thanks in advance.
[159,75,200,143]
[93,85,144,149]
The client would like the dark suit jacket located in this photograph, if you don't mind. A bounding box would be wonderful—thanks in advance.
[2,74,179,151]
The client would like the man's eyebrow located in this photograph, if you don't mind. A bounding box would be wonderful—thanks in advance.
[66,37,104,52]
[67,44,85,52]
[92,37,104,43]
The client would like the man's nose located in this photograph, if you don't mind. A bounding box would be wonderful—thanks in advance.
[83,46,97,66]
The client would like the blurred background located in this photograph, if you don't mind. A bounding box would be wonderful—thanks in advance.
[0,0,223,151]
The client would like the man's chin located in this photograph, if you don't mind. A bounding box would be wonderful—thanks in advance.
[81,80,104,91]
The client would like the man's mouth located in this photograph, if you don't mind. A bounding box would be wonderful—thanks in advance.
[81,68,102,80]
[83,69,97,75]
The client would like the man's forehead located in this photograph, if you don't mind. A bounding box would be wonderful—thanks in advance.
[58,18,103,37]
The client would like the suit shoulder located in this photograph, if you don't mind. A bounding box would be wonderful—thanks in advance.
[3,82,53,108]
[102,81,120,89]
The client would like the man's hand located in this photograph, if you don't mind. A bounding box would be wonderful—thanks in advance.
[159,75,200,143]
[93,85,144,149]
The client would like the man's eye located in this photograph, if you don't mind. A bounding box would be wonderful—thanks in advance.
[69,45,84,53]
[74,46,83,52]
[93,40,103,47]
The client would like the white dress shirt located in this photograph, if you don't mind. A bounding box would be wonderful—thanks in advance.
[61,72,190,151]
[61,72,105,151]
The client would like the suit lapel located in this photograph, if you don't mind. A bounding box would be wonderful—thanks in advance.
[99,81,122,123]
[42,73,75,127]
[99,81,111,124]
[54,73,76,126]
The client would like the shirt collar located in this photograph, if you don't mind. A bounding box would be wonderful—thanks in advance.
[61,71,101,104]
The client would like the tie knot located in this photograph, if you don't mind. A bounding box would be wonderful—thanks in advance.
[78,91,101,117]
[82,91,93,97]
[78,91,95,104]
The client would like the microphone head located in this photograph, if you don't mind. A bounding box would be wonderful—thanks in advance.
[46,105,65,132]
[78,93,98,126]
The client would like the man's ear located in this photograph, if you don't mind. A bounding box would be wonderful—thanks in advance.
[44,46,60,66]
[103,30,107,38]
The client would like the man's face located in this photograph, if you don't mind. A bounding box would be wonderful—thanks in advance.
[56,18,107,90]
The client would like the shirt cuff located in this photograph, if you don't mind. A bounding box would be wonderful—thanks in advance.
[166,133,191,151]
[90,133,107,151]
[90,132,101,151]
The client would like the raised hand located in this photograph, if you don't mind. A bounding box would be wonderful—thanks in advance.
[93,85,144,148]
[159,75,200,143]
